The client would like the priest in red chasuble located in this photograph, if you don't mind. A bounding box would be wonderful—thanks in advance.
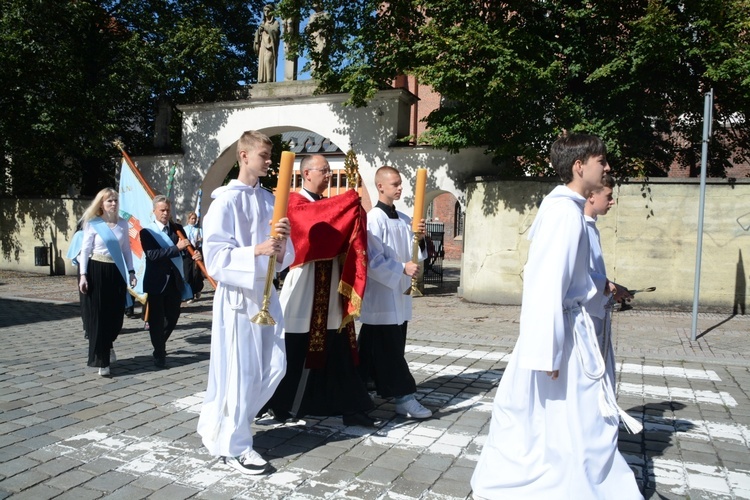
[263,154,377,427]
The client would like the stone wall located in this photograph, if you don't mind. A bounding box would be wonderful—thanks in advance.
[0,198,83,275]
[460,178,750,312]
[5,177,750,315]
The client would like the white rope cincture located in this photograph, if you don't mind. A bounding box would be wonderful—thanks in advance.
[603,303,643,434]
[570,305,643,434]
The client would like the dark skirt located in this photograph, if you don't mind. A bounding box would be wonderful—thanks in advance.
[357,322,417,398]
[266,329,374,418]
[86,260,126,367]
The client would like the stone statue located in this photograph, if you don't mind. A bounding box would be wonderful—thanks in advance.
[254,3,280,83]
[283,15,299,81]
[306,3,332,72]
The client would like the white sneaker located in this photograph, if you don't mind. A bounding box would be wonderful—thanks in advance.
[98,366,110,377]
[223,449,269,475]
[395,398,432,419]
[110,349,116,363]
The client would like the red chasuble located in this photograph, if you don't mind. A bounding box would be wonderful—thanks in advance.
[287,189,368,368]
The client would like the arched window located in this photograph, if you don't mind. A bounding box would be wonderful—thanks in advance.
[454,201,464,237]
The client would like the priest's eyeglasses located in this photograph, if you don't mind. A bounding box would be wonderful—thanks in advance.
[308,168,332,176]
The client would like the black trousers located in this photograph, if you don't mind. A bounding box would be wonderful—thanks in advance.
[147,281,182,359]
[357,322,417,398]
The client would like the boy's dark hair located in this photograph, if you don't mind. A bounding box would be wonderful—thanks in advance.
[550,133,607,183]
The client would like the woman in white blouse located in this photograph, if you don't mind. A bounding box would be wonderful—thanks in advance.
[182,211,204,301]
[78,188,136,377]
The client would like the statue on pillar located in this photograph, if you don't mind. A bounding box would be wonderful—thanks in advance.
[254,3,280,83]
[306,3,332,73]
[283,15,299,81]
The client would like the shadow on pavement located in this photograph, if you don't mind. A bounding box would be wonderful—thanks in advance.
[697,314,735,340]
[114,351,211,376]
[626,401,692,499]
[0,298,81,327]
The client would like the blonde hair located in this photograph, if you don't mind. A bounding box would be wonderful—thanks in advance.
[80,188,118,224]
[236,130,272,162]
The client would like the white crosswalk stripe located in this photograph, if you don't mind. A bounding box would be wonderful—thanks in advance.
[618,362,721,381]
[643,415,750,445]
[122,345,746,499]
[645,458,750,499]
[618,382,738,407]
[404,346,736,408]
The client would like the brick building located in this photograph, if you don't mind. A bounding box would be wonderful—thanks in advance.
[393,75,463,262]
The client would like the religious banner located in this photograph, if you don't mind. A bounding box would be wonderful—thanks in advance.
[118,158,153,295]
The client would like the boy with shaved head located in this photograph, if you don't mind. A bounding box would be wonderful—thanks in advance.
[358,166,431,420]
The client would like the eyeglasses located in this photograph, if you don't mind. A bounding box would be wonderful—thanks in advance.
[308,168,332,176]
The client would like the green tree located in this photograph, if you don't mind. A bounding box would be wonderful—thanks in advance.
[280,0,750,177]
[0,0,264,197]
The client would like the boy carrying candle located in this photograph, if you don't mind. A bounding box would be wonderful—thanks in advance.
[358,166,431,419]
[197,130,295,475]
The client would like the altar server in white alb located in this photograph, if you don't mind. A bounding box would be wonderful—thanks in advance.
[358,165,431,420]
[584,173,632,391]
[197,130,294,476]
[471,134,643,499]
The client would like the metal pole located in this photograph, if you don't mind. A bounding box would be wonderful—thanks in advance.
[691,89,714,341]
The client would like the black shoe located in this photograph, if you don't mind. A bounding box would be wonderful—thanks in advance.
[268,408,296,423]
[154,357,166,369]
[343,411,379,428]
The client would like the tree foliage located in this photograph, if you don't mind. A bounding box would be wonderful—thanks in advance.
[0,0,263,197]
[281,0,750,177]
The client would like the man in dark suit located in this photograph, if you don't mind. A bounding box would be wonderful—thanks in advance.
[140,195,200,368]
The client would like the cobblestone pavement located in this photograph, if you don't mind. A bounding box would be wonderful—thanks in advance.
[0,269,749,499]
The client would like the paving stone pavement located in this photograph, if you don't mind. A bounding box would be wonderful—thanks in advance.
[0,269,749,499]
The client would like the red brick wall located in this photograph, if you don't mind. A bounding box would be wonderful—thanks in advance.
[393,76,441,143]
[427,192,463,261]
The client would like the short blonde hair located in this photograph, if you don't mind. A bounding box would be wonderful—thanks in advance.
[236,130,273,162]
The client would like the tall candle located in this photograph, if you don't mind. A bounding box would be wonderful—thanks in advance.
[271,151,295,237]
[412,168,427,232]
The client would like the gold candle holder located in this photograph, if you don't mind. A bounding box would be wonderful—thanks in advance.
[251,243,280,326]
[405,232,423,297]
